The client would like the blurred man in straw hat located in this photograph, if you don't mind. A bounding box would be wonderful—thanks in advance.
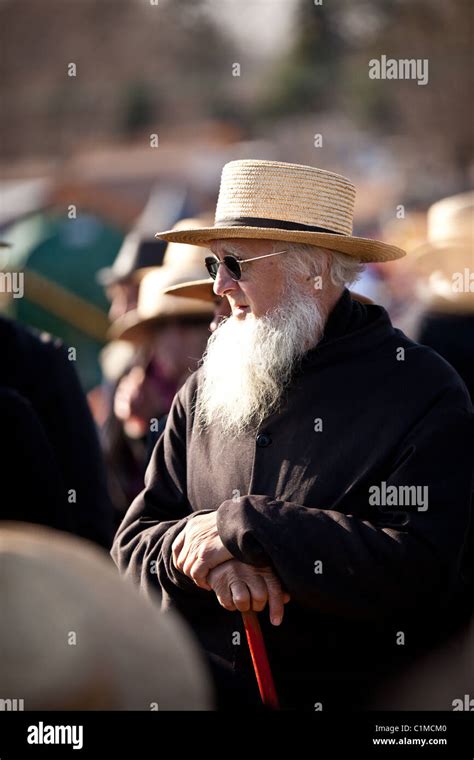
[102,223,214,519]
[412,191,474,401]
[113,160,474,710]
[109,228,214,438]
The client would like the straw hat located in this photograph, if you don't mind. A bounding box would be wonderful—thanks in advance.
[97,186,190,286]
[155,160,405,263]
[163,277,374,306]
[109,238,214,342]
[136,216,213,277]
[411,192,474,313]
[382,212,427,253]
[165,278,217,303]
[96,230,166,287]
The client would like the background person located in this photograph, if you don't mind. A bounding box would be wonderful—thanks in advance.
[103,231,214,519]
[411,192,474,402]
[0,314,114,548]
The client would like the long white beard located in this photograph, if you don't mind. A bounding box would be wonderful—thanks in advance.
[195,288,327,438]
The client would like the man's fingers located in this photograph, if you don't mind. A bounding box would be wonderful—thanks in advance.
[171,531,186,570]
[207,561,290,619]
[214,584,236,611]
[264,576,285,626]
[244,575,268,612]
[188,559,212,590]
[229,580,251,612]
[171,512,230,581]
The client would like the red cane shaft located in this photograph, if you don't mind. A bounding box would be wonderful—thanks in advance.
[242,610,279,709]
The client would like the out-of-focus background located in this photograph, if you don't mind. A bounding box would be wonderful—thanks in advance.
[1,0,472,375]
[1,0,473,521]
[0,0,473,715]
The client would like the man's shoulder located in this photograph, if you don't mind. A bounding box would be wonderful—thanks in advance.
[387,328,471,408]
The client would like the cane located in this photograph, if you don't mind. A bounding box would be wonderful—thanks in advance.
[241,610,279,709]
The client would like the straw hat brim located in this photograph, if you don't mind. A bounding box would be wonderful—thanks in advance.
[155,226,405,263]
[109,303,213,342]
[164,279,216,302]
[409,238,473,264]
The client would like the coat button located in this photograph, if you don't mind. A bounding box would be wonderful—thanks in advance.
[256,433,272,447]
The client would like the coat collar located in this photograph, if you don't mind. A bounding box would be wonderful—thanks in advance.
[298,288,396,370]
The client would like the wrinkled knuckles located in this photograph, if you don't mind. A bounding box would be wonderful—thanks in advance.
[250,597,267,612]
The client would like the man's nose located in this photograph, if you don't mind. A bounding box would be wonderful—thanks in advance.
[213,261,238,297]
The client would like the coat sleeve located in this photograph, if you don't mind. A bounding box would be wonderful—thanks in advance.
[216,391,474,619]
[111,386,212,601]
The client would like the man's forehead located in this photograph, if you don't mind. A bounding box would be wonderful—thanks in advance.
[210,240,246,254]
[209,239,264,258]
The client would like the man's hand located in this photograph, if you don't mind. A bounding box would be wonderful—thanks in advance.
[172,512,233,590]
[207,559,291,626]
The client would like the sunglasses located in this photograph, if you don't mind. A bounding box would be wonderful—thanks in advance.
[205,250,288,282]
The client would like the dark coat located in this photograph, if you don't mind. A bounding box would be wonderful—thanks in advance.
[0,387,70,530]
[417,310,474,402]
[112,290,474,709]
[0,316,114,548]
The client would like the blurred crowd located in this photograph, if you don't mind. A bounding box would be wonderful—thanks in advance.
[0,178,472,711]
[92,188,474,529]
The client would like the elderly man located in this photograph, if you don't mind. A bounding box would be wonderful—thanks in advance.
[112,161,473,711]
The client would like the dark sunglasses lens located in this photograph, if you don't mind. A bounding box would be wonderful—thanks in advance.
[205,257,219,280]
[223,256,242,280]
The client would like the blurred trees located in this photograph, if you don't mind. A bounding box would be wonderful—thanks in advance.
[120,82,156,137]
[0,0,237,158]
[258,0,344,117]
[256,0,473,186]
[0,0,471,189]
